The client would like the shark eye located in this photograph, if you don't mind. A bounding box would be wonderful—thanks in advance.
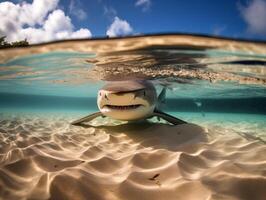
[99,92,102,96]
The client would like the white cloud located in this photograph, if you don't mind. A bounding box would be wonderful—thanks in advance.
[106,17,133,37]
[44,9,73,33]
[71,28,92,38]
[0,0,92,44]
[69,0,87,20]
[135,0,151,11]
[239,0,266,35]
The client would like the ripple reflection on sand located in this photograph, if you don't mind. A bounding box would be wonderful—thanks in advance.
[0,115,265,200]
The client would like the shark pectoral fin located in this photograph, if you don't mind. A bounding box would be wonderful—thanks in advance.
[153,110,187,125]
[71,112,103,125]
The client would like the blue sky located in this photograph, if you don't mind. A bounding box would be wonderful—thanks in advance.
[1,0,266,43]
[69,0,245,36]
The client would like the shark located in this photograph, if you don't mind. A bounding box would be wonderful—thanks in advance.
[71,80,186,126]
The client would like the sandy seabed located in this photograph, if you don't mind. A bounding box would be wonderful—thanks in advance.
[0,115,265,200]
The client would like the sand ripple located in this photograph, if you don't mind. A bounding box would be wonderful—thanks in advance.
[0,115,265,200]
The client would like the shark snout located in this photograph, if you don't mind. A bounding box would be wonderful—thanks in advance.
[107,92,135,99]
[98,91,141,108]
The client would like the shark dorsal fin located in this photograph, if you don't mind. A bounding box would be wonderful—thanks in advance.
[156,87,166,111]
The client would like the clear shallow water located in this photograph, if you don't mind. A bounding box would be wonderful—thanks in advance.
[1,37,266,125]
[0,35,266,200]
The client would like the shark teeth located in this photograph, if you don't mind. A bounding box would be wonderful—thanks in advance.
[105,104,142,110]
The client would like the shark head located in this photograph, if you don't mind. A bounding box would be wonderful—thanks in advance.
[97,80,157,121]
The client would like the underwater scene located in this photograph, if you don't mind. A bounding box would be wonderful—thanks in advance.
[0,35,266,200]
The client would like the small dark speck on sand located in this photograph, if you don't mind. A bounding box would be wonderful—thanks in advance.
[54,165,58,168]
[148,173,160,181]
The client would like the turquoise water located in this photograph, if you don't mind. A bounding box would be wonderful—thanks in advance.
[0,51,100,97]
[0,37,266,132]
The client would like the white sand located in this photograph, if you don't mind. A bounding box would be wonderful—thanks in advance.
[0,115,265,200]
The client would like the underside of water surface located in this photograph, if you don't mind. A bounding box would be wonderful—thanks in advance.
[0,34,266,200]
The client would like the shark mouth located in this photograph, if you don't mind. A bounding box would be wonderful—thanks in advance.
[104,104,143,110]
